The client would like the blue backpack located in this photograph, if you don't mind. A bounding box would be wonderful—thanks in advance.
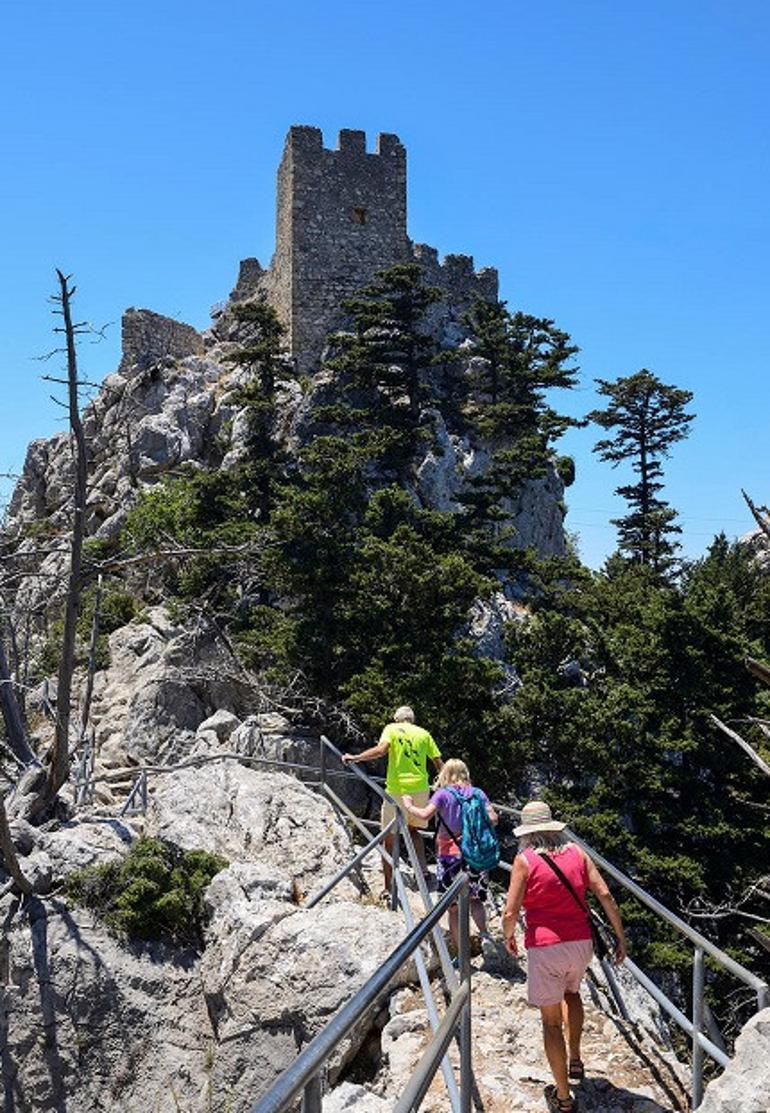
[444,787,500,873]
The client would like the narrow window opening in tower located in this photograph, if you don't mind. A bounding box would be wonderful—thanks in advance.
[352,207,367,225]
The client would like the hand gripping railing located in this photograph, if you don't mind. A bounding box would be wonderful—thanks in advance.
[494,802,769,1110]
[250,873,473,1113]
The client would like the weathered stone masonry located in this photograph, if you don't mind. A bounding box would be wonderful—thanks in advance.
[232,125,499,373]
[117,125,499,376]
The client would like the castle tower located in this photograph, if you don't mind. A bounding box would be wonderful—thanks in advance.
[228,126,499,371]
[268,126,411,373]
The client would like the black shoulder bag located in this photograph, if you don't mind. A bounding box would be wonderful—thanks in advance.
[540,853,614,962]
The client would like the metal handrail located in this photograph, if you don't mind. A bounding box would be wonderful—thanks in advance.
[76,732,768,1110]
[251,874,472,1113]
[305,818,395,909]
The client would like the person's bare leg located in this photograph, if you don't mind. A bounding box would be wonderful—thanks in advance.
[540,1002,570,1102]
[448,904,459,950]
[409,826,427,877]
[470,898,488,934]
[564,990,584,1063]
[382,830,393,892]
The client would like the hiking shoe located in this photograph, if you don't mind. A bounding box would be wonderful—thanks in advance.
[479,931,496,957]
[544,1085,576,1113]
[568,1059,585,1083]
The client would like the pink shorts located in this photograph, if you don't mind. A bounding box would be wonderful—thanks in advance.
[526,939,594,1007]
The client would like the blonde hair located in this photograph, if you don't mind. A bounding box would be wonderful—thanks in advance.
[436,759,471,789]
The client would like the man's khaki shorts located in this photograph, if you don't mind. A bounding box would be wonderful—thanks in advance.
[381,790,431,830]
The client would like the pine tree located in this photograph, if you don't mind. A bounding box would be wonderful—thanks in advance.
[323,263,443,476]
[224,298,291,522]
[459,299,579,564]
[588,369,694,575]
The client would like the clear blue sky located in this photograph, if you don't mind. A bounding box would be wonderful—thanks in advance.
[2,0,768,567]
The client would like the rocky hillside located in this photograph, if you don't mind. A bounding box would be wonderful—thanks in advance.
[2,750,689,1113]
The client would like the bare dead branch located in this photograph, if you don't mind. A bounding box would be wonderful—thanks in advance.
[0,794,32,894]
[710,713,770,778]
[746,656,770,689]
[741,489,770,541]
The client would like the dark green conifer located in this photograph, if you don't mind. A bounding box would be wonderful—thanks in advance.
[588,369,694,575]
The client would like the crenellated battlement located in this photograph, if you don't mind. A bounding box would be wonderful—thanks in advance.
[412,243,499,308]
[283,125,406,163]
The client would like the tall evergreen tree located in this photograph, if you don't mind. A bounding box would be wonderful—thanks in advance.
[323,264,443,475]
[459,299,579,564]
[224,298,291,522]
[588,369,694,574]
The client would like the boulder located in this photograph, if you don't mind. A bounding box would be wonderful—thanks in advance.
[230,713,371,814]
[197,708,241,742]
[2,897,212,1112]
[323,1083,390,1111]
[145,764,360,901]
[206,899,423,1109]
[699,1007,770,1113]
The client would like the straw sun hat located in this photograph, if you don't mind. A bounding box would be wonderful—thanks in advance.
[513,801,567,837]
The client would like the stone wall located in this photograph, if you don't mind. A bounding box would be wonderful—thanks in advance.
[119,308,204,376]
[412,243,499,346]
[267,125,411,373]
[254,126,501,372]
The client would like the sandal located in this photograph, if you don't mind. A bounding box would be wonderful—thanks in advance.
[568,1059,585,1082]
[544,1085,575,1113]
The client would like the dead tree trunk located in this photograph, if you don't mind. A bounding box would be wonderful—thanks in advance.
[34,271,89,813]
[710,714,770,779]
[0,794,32,895]
[746,657,770,689]
[742,489,770,542]
[78,572,102,747]
[0,621,36,766]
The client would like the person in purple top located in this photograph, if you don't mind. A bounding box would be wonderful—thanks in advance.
[403,758,498,952]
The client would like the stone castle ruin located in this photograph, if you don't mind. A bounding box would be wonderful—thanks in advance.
[123,125,499,376]
[232,125,499,372]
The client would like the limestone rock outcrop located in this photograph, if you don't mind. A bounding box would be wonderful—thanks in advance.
[145,764,360,901]
[0,767,415,1112]
[699,1007,770,1113]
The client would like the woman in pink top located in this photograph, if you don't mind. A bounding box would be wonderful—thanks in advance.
[502,801,627,1113]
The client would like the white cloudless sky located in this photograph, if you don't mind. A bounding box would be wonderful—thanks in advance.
[2,0,768,567]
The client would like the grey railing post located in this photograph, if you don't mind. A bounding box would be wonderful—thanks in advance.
[692,946,705,1110]
[390,816,401,912]
[319,737,327,791]
[141,769,148,813]
[301,1073,322,1112]
[458,877,472,1113]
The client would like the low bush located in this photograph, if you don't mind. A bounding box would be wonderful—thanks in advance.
[66,837,227,947]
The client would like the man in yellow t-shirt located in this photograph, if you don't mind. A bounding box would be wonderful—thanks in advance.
[342,706,443,893]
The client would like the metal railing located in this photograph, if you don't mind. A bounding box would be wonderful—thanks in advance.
[315,736,467,1110]
[251,874,473,1113]
[72,732,770,1110]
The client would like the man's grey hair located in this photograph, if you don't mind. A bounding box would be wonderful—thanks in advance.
[393,706,415,723]
[518,830,570,853]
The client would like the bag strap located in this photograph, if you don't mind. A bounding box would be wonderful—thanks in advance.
[436,787,464,848]
[539,851,591,918]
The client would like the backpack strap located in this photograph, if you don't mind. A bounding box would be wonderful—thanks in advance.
[436,787,464,849]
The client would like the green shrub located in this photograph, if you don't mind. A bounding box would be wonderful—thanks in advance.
[66,837,228,947]
[555,454,576,487]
